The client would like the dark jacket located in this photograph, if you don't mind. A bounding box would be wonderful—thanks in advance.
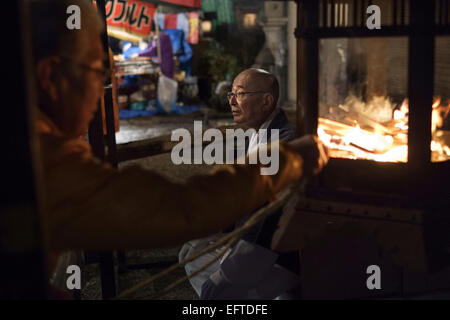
[244,108,296,155]
[267,108,297,142]
[199,109,300,299]
[239,108,297,243]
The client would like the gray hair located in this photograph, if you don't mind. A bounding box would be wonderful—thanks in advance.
[30,0,104,62]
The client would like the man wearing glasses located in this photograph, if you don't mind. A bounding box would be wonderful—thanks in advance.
[227,68,297,154]
[181,69,304,300]
[30,0,327,298]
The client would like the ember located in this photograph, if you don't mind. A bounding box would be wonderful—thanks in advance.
[318,96,450,162]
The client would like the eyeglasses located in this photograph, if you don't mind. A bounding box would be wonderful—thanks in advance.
[227,91,268,101]
[59,56,111,83]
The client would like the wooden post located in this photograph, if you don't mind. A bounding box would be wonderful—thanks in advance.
[0,0,48,299]
[296,0,319,136]
[407,0,435,175]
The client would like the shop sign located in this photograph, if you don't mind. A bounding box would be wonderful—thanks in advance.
[105,0,156,39]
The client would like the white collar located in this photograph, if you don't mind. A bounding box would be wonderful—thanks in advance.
[247,108,279,154]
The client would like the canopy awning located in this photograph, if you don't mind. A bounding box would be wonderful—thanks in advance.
[105,0,201,42]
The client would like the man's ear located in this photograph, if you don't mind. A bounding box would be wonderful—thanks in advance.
[262,93,274,113]
[35,57,61,102]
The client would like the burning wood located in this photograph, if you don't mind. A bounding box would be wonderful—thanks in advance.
[318,96,450,163]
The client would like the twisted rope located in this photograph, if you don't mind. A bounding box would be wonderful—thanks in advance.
[115,183,300,300]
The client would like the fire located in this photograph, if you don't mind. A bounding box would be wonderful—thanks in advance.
[318,97,450,162]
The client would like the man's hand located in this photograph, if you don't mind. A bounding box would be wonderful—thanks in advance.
[289,135,329,177]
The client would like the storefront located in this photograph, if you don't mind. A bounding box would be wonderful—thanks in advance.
[104,0,201,121]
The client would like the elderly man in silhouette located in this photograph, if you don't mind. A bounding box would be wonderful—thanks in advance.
[30,0,327,297]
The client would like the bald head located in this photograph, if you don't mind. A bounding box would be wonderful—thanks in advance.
[236,68,279,110]
[229,68,280,128]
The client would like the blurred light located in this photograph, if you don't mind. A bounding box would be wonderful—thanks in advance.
[201,20,212,33]
[243,13,257,28]
[138,41,148,50]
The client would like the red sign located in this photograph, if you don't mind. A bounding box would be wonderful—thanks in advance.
[159,0,201,8]
[105,0,156,38]
[164,14,178,29]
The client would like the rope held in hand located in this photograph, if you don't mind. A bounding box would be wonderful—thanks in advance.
[114,183,300,300]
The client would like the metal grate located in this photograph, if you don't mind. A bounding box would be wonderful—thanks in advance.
[297,0,450,37]
[318,0,410,28]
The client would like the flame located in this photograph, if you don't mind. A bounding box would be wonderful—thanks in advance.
[318,97,450,163]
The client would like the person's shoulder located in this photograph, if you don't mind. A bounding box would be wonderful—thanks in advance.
[268,109,297,142]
